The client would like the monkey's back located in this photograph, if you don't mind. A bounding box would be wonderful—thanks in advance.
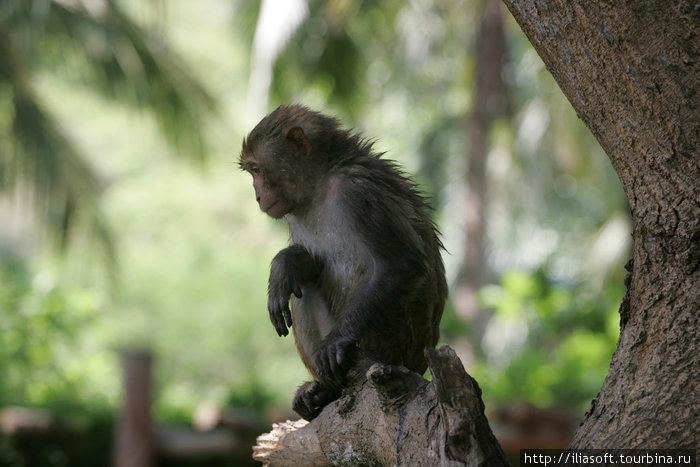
[288,153,447,375]
[341,156,447,373]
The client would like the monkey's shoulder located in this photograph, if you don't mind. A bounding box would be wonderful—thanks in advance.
[330,159,424,204]
[320,164,437,260]
[328,160,433,229]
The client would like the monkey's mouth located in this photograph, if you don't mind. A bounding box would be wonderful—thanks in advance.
[262,199,290,219]
[260,199,278,212]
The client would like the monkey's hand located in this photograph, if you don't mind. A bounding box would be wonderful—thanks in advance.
[292,381,340,421]
[268,245,322,337]
[313,334,358,387]
[267,267,299,337]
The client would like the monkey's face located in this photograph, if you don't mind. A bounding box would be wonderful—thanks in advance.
[240,154,296,219]
[240,120,316,219]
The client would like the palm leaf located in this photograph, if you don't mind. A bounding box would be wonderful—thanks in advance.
[0,0,215,261]
[46,0,217,161]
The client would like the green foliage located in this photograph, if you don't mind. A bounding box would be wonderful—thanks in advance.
[472,268,622,413]
[224,377,278,411]
[0,0,215,258]
[0,254,113,413]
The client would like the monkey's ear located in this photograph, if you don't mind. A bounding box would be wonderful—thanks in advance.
[285,126,312,156]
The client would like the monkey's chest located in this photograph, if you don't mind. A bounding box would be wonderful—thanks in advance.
[287,209,370,311]
[295,242,366,313]
[289,216,367,284]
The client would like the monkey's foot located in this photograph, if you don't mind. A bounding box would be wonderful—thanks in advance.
[292,381,340,421]
[313,336,358,386]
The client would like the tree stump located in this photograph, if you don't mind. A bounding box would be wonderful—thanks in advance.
[253,345,509,466]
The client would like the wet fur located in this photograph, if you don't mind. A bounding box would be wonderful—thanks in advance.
[240,105,447,419]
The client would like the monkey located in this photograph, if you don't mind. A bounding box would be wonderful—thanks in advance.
[239,104,447,420]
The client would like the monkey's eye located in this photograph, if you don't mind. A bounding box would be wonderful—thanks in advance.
[242,162,260,175]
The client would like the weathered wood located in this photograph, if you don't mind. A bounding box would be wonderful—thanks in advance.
[114,352,154,467]
[253,419,329,466]
[252,345,509,466]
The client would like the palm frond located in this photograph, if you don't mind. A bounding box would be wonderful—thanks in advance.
[10,80,115,264]
[0,0,216,262]
[47,0,217,161]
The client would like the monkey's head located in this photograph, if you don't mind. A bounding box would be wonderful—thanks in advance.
[239,105,340,218]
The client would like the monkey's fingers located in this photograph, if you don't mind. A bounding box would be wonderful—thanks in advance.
[293,397,316,421]
[292,281,303,299]
[292,381,335,421]
[335,341,358,368]
[326,346,341,377]
[316,344,342,381]
[268,303,291,336]
[282,304,293,328]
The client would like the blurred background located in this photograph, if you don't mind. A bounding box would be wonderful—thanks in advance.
[0,0,630,465]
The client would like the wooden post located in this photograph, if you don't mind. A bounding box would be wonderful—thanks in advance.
[114,351,153,467]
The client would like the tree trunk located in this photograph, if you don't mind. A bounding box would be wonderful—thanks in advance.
[114,352,154,467]
[457,0,509,337]
[501,0,699,448]
[253,346,509,466]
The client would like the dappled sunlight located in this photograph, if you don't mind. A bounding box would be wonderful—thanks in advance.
[0,0,632,463]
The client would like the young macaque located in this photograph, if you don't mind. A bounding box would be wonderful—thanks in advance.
[239,105,447,420]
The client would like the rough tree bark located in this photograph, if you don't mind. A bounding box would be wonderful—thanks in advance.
[253,346,509,466]
[501,0,699,449]
[253,0,698,462]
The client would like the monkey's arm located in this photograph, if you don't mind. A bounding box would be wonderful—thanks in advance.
[268,244,323,336]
